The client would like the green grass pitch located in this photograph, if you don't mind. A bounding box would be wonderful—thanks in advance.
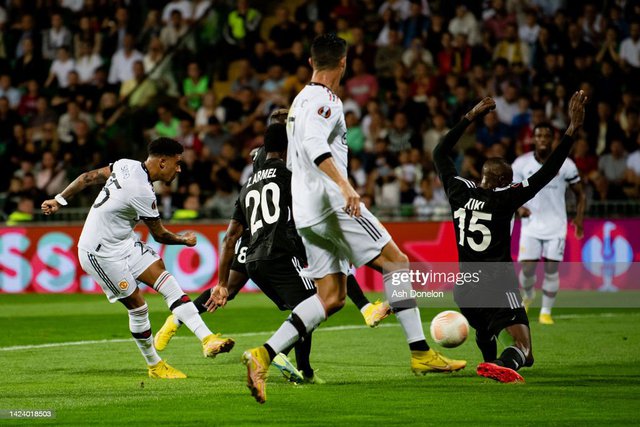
[1,292,639,426]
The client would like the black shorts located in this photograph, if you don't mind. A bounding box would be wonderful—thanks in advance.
[246,255,316,311]
[455,284,529,337]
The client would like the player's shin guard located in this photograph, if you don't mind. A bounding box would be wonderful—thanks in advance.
[346,274,369,310]
[153,272,213,341]
[540,272,559,315]
[384,270,428,351]
[519,270,536,300]
[128,304,161,366]
[265,295,326,358]
[495,346,527,371]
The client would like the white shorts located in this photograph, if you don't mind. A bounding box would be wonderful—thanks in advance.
[79,241,160,303]
[297,205,392,279]
[517,235,566,262]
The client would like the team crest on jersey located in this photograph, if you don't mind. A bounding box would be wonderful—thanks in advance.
[318,106,332,118]
[118,280,129,290]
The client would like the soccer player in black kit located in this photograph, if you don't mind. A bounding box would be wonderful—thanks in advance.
[433,92,587,383]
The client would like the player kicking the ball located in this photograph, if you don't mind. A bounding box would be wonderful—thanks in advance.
[512,123,586,324]
[433,92,587,383]
[240,34,465,404]
[41,138,234,378]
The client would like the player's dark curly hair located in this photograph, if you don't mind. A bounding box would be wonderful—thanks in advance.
[148,137,184,157]
[311,33,347,71]
[533,122,555,134]
[264,123,288,153]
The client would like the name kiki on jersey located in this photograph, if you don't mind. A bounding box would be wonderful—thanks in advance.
[247,168,277,186]
[464,198,485,211]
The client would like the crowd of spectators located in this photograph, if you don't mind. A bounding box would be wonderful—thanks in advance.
[2,0,640,224]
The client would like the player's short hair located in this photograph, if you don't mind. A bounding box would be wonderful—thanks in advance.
[264,123,287,153]
[268,108,289,125]
[533,122,555,134]
[482,158,513,187]
[311,34,347,71]
[148,137,184,157]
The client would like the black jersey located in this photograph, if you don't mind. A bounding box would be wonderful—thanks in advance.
[434,117,576,264]
[233,158,305,263]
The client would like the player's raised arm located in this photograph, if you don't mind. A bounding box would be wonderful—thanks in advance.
[510,90,587,207]
[41,165,112,215]
[433,97,495,190]
[143,217,197,246]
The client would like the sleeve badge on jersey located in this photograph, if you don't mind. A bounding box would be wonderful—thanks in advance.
[152,200,157,210]
[317,106,332,118]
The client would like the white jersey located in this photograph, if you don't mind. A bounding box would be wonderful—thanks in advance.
[512,152,580,239]
[78,159,160,259]
[286,83,348,228]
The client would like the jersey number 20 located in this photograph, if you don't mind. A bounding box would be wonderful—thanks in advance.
[245,182,281,234]
[453,208,492,252]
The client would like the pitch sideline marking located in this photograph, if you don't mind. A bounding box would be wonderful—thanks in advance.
[0,312,637,352]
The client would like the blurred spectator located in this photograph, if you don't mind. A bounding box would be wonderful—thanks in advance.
[0,74,21,109]
[7,197,34,226]
[282,66,311,103]
[108,33,144,85]
[177,119,202,153]
[268,6,301,57]
[399,0,429,48]
[483,0,517,41]
[14,37,46,86]
[160,10,194,51]
[74,16,102,57]
[42,12,72,61]
[75,41,103,84]
[152,104,180,138]
[572,136,599,181]
[45,46,75,89]
[518,9,540,47]
[173,195,200,220]
[375,29,403,88]
[143,37,177,96]
[223,0,262,54]
[162,0,193,24]
[57,100,93,144]
[585,101,623,155]
[35,151,67,197]
[494,83,520,127]
[476,111,511,152]
[387,111,420,152]
[345,111,365,155]
[423,113,449,154]
[493,23,530,67]
[403,36,434,68]
[626,134,640,192]
[448,4,480,46]
[13,14,41,59]
[102,7,133,58]
[180,61,209,112]
[119,60,157,108]
[598,139,628,185]
[346,58,379,108]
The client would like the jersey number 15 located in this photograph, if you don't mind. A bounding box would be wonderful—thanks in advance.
[453,208,493,252]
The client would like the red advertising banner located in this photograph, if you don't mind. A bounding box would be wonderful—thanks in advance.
[1,219,638,294]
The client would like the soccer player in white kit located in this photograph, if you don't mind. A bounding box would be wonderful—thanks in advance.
[41,138,234,378]
[512,124,586,324]
[239,34,465,404]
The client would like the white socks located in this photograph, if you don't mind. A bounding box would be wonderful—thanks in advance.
[519,270,536,300]
[541,272,560,315]
[395,307,426,344]
[153,271,212,341]
[128,304,161,366]
[266,295,326,355]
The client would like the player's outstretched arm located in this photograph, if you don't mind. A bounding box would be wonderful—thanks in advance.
[511,90,588,207]
[41,165,111,215]
[205,219,245,311]
[433,97,495,188]
[143,218,197,246]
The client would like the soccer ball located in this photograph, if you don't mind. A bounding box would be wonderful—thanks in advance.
[429,310,469,348]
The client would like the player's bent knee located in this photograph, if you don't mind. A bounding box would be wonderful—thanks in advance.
[323,294,346,315]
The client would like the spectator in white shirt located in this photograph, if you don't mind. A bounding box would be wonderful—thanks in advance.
[45,46,75,89]
[75,41,103,84]
[448,4,481,46]
[620,22,640,69]
[0,74,22,109]
[518,9,540,46]
[108,33,143,85]
[162,0,193,24]
[494,83,520,127]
